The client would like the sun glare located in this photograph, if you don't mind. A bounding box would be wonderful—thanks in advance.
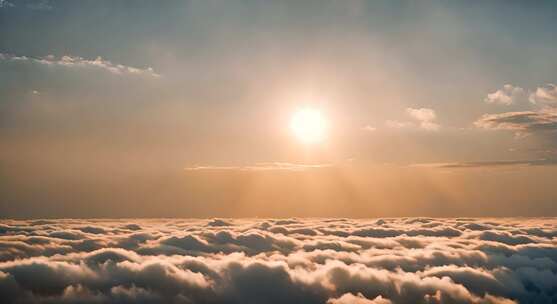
[290,108,327,144]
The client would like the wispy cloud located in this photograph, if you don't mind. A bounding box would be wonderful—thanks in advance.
[476,83,557,137]
[385,120,411,129]
[26,0,52,10]
[474,109,557,135]
[0,0,52,9]
[411,158,557,169]
[184,162,333,172]
[362,125,377,132]
[0,0,14,8]
[0,53,160,77]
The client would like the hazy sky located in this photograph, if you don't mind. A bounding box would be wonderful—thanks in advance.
[1,0,557,218]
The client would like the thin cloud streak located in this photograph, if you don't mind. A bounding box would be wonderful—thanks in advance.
[474,109,557,134]
[184,162,334,172]
[410,159,557,169]
[0,53,160,77]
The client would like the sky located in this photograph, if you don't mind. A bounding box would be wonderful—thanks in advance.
[1,0,557,218]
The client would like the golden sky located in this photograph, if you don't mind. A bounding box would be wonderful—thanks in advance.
[1,1,557,217]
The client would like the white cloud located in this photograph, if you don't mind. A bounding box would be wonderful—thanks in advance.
[1,218,556,303]
[529,84,557,106]
[362,125,377,132]
[385,120,411,129]
[406,107,436,121]
[420,121,441,131]
[484,84,525,105]
[0,53,160,78]
[477,83,557,138]
[385,108,440,131]
[406,107,440,131]
[328,293,392,304]
[26,0,52,11]
[0,0,14,8]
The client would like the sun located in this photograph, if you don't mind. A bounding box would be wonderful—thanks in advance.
[290,108,328,144]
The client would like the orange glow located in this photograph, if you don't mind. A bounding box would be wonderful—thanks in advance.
[290,108,328,144]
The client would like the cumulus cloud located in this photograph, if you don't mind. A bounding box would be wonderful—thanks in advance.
[407,107,436,122]
[0,53,160,77]
[1,218,556,303]
[484,85,525,105]
[386,108,440,131]
[529,84,557,107]
[406,107,440,131]
[328,293,392,304]
[184,162,333,172]
[476,83,557,138]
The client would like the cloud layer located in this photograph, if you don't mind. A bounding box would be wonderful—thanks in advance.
[1,218,556,303]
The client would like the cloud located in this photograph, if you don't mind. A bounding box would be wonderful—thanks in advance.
[0,53,160,78]
[26,0,52,10]
[476,83,557,138]
[184,162,333,172]
[385,108,441,131]
[474,109,557,135]
[406,107,440,131]
[407,107,436,122]
[362,125,377,132]
[529,84,557,107]
[0,0,52,9]
[1,218,556,303]
[411,159,557,169]
[328,293,392,304]
[484,85,525,105]
[385,120,412,129]
[0,0,14,8]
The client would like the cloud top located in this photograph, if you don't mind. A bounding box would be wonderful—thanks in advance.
[406,107,440,131]
[1,218,556,303]
[484,85,525,105]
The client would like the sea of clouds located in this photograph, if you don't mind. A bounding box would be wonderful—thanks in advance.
[1,218,556,304]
